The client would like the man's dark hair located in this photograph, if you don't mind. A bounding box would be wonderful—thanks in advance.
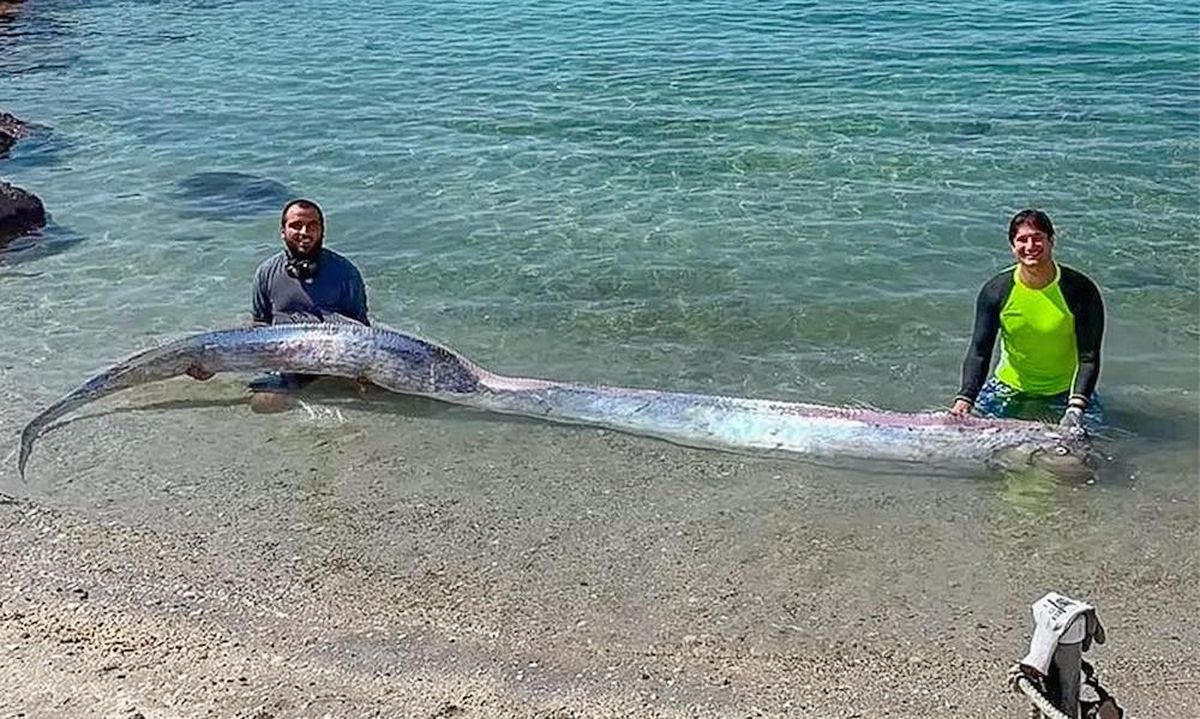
[280,198,324,229]
[1008,209,1054,244]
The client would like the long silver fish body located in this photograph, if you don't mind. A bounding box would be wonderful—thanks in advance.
[17,323,1089,479]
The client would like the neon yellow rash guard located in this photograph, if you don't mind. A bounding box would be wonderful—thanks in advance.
[994,265,1077,394]
[957,263,1105,402]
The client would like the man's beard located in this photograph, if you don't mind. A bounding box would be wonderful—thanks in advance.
[288,239,322,260]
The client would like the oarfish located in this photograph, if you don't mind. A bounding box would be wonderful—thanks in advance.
[17,323,1092,479]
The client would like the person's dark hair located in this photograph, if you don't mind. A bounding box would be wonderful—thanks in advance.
[1008,209,1054,244]
[280,198,324,229]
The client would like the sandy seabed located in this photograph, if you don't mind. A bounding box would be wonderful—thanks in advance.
[0,381,1195,718]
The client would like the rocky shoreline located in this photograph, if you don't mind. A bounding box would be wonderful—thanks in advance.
[0,109,47,251]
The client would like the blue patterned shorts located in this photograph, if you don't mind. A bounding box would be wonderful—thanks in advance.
[974,377,1104,426]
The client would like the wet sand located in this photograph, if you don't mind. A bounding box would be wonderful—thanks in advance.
[1,380,1196,718]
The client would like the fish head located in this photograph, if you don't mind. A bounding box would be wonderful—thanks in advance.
[996,428,1096,480]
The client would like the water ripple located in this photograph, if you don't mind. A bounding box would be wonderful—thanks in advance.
[0,0,1195,415]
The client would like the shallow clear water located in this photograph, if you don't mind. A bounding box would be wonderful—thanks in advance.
[1,1,1196,489]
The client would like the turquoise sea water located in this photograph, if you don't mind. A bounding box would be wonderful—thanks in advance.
[1,1,1197,474]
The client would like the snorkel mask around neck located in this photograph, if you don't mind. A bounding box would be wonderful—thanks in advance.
[284,246,320,280]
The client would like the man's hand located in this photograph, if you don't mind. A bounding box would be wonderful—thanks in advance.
[950,398,972,415]
[1059,406,1086,437]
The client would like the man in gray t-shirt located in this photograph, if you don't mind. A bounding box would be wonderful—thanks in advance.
[186,199,371,412]
[247,198,370,412]
[252,199,369,327]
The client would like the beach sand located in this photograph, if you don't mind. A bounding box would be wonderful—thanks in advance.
[1,381,1195,718]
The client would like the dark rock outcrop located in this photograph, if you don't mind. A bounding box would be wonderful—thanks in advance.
[0,110,30,155]
[0,109,51,255]
[0,180,45,247]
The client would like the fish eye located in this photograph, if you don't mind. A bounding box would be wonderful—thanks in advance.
[1053,446,1070,456]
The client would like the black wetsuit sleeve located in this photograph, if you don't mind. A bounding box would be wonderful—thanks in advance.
[957,272,1013,403]
[1060,266,1104,401]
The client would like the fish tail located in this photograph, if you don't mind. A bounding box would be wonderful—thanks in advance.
[18,369,119,480]
[17,337,200,480]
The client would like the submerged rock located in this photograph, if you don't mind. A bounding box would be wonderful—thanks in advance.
[173,171,294,221]
[0,180,46,248]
